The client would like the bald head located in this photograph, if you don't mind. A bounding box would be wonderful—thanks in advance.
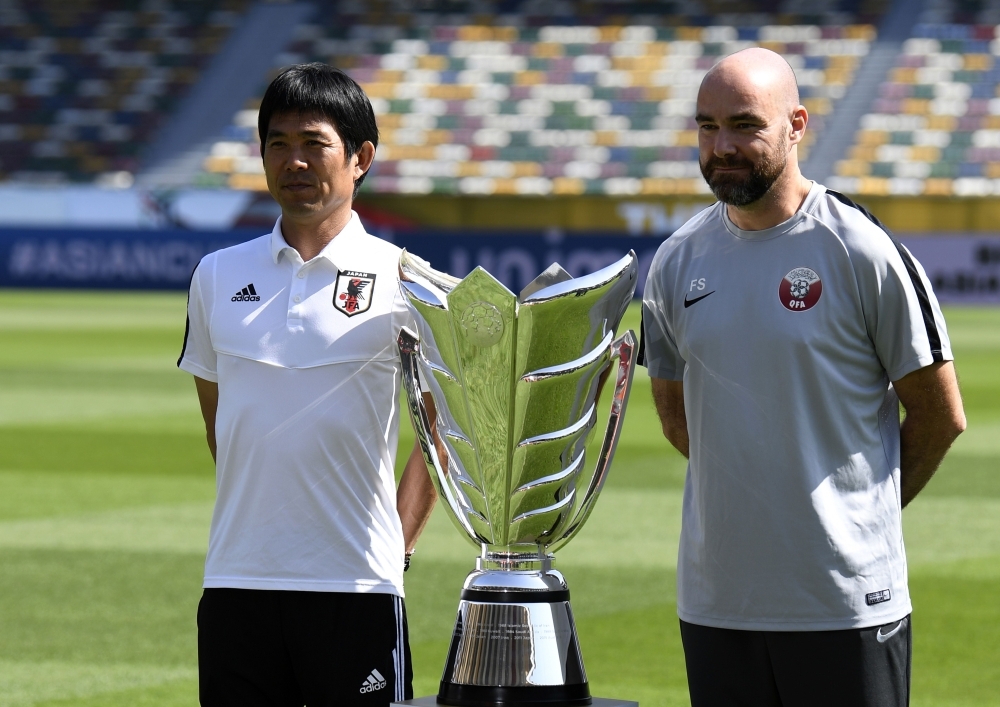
[701,47,800,114]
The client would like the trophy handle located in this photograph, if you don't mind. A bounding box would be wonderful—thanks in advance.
[547,329,638,553]
[397,326,482,544]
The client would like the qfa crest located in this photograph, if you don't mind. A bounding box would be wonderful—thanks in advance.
[779,267,822,312]
[334,270,376,316]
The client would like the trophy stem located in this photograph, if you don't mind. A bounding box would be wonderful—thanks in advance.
[478,547,552,572]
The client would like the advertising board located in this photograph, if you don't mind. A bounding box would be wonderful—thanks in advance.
[1,228,997,304]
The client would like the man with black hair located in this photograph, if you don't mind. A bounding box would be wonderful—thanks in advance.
[178,63,436,706]
[642,49,966,706]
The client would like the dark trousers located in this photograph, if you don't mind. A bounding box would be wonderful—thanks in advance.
[198,588,413,707]
[680,616,911,707]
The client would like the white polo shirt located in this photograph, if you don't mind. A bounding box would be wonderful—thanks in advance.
[178,212,414,596]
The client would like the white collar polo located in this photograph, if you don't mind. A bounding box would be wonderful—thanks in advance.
[178,211,415,596]
[201,212,406,370]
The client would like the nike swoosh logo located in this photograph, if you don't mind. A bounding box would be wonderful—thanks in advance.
[876,620,904,643]
[683,291,716,308]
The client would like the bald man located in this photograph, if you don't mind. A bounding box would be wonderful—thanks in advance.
[641,48,965,706]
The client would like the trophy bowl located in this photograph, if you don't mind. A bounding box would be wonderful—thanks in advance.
[397,251,639,707]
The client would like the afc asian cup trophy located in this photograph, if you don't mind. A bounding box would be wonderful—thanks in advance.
[396,250,639,707]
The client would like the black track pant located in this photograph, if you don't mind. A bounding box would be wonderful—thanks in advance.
[198,588,412,707]
[680,616,911,707]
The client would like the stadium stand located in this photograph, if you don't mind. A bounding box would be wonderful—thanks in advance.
[0,0,924,200]
[0,0,249,185]
[199,0,885,197]
[831,0,1000,196]
[831,25,1000,196]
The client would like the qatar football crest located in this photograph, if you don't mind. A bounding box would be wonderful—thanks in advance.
[779,267,822,311]
[334,270,376,316]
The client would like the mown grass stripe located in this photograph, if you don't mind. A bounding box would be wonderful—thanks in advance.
[0,660,196,707]
[0,293,998,707]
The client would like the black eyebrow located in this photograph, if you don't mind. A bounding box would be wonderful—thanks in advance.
[695,113,714,123]
[729,112,763,122]
[265,129,329,140]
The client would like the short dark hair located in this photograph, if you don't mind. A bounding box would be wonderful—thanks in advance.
[258,63,379,198]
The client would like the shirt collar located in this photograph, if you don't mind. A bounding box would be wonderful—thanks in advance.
[269,211,366,267]
[721,181,821,241]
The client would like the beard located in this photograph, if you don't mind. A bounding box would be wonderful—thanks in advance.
[700,143,787,207]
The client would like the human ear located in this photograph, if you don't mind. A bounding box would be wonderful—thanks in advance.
[354,141,376,178]
[789,105,808,145]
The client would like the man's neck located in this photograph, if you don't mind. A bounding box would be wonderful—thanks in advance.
[726,171,813,232]
[280,206,353,262]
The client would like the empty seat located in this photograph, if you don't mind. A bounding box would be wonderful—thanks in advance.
[203,4,878,195]
[0,0,249,184]
[833,16,1000,197]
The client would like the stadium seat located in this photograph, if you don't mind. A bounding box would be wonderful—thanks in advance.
[0,0,249,185]
[203,5,877,196]
[832,0,1000,196]
[0,0,892,191]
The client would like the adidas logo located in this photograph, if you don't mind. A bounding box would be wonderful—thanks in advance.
[232,283,260,302]
[359,668,386,694]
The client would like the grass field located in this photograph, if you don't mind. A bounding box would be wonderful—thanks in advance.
[0,290,997,707]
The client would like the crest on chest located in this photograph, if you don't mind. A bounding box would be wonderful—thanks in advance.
[779,267,823,312]
[333,270,376,317]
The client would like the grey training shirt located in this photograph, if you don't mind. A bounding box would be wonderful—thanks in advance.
[642,183,952,631]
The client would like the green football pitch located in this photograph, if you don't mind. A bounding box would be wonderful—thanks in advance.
[0,290,997,707]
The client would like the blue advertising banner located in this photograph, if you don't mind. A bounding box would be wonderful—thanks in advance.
[0,228,256,291]
[391,230,663,299]
[0,227,664,298]
[1,227,998,303]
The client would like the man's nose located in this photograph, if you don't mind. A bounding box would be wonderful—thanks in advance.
[286,145,308,169]
[713,129,737,157]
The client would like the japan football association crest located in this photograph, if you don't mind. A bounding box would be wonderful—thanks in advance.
[779,267,822,312]
[334,270,376,316]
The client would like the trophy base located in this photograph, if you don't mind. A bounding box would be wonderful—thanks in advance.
[437,682,591,706]
[438,561,589,706]
[392,698,637,707]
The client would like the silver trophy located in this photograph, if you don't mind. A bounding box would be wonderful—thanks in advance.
[397,250,638,707]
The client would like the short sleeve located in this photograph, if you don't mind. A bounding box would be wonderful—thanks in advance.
[641,249,685,381]
[177,258,218,382]
[857,239,953,383]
